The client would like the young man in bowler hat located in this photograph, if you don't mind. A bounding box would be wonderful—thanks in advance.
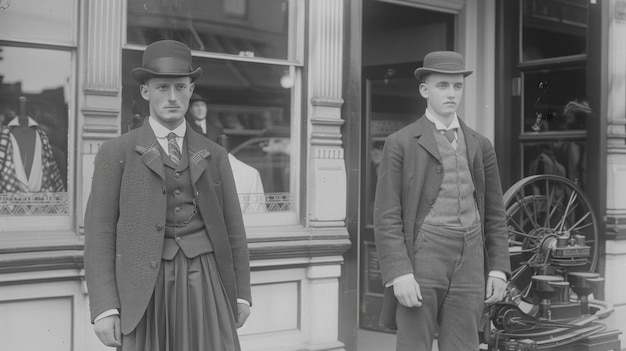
[84,40,251,351]
[374,51,511,350]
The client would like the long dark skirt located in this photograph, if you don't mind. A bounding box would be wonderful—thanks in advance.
[120,252,240,351]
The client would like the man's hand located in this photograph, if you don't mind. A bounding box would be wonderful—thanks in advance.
[393,278,423,308]
[485,276,507,304]
[235,302,251,328]
[94,314,122,347]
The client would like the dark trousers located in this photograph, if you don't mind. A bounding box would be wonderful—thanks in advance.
[396,222,485,351]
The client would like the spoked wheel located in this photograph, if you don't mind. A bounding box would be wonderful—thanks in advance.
[502,175,599,303]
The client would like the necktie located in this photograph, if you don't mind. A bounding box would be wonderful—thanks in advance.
[167,132,181,164]
[443,128,457,149]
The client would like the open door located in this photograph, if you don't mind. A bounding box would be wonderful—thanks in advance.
[358,0,455,335]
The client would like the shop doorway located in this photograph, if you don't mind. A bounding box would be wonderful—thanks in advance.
[359,0,455,334]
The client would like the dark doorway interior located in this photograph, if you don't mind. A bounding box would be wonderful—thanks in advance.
[359,0,455,333]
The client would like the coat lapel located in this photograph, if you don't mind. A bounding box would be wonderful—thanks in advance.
[134,122,165,179]
[413,116,441,162]
[185,122,211,185]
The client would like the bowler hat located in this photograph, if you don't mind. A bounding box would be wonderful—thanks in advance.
[131,40,202,83]
[414,51,473,82]
[190,93,208,104]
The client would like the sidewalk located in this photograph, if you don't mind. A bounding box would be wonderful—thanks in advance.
[357,329,439,351]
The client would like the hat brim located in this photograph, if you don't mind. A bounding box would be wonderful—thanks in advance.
[131,67,203,84]
[414,68,473,82]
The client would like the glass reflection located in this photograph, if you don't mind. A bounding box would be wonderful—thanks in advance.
[126,0,291,60]
[524,141,586,188]
[522,0,587,61]
[0,46,70,215]
[366,76,422,226]
[0,0,74,44]
[121,50,292,213]
[523,68,588,132]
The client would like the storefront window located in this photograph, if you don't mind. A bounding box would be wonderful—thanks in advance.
[521,0,587,61]
[522,68,587,133]
[0,0,76,45]
[0,46,71,229]
[123,0,302,225]
[523,141,587,188]
[126,0,293,61]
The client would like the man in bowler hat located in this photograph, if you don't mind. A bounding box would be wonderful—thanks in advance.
[84,40,251,350]
[186,92,225,144]
[374,51,511,350]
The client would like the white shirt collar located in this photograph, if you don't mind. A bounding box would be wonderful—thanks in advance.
[8,116,39,127]
[424,109,460,131]
[148,117,186,139]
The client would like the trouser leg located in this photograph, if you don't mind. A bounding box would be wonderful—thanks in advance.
[437,224,485,351]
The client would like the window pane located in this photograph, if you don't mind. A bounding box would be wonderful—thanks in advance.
[523,141,587,188]
[522,0,587,61]
[127,0,291,60]
[523,68,588,133]
[0,0,75,44]
[0,46,70,217]
[121,50,293,214]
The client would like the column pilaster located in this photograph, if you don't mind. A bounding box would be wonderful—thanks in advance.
[307,0,346,226]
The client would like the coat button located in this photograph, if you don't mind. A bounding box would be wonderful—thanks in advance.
[150,261,158,269]
[175,189,181,195]
[175,172,181,178]
[436,166,443,173]
[175,206,181,212]
[428,200,434,205]
[175,237,182,243]
[156,224,163,231]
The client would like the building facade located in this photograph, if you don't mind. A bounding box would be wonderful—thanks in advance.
[0,0,624,350]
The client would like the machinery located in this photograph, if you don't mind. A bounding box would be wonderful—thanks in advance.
[482,175,621,351]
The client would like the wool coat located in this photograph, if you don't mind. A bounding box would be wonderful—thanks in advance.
[84,121,251,335]
[373,115,511,329]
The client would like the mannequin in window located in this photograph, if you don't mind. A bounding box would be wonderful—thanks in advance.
[187,98,266,214]
[0,97,65,193]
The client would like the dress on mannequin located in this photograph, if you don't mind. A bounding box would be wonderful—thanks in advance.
[0,115,65,193]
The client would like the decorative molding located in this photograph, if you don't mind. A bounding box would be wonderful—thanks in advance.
[248,237,351,262]
[83,86,120,97]
[312,147,344,159]
[311,98,344,108]
[81,108,119,119]
[376,0,465,14]
[0,250,84,276]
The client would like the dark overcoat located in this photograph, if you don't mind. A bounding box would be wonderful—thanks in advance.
[373,115,511,329]
[84,121,251,334]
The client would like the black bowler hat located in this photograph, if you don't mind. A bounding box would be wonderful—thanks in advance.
[131,40,202,84]
[190,93,208,104]
[414,51,473,82]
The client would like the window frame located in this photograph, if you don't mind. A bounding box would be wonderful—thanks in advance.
[121,0,306,229]
[0,5,79,246]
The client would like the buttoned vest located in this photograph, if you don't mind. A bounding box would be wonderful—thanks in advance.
[423,126,480,228]
[161,140,214,260]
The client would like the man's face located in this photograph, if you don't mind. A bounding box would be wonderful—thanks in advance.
[140,76,194,129]
[189,101,208,121]
[419,73,464,119]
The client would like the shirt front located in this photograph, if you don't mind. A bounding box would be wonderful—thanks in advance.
[424,109,460,137]
[149,117,186,155]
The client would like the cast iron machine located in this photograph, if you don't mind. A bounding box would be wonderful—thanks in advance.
[482,175,621,351]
